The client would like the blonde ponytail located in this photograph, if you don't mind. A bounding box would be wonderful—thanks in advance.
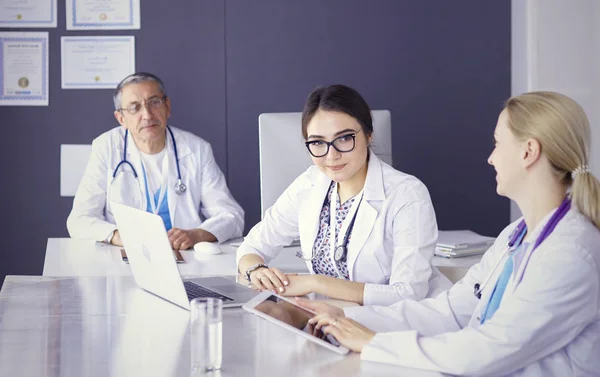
[505,91,600,230]
[571,170,600,229]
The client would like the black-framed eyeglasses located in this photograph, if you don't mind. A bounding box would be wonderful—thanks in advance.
[119,96,167,116]
[305,129,362,158]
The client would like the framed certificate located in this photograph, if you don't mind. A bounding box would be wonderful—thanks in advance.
[0,32,49,106]
[61,36,135,89]
[66,0,140,30]
[0,0,57,28]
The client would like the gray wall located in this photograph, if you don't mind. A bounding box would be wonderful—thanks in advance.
[0,1,510,285]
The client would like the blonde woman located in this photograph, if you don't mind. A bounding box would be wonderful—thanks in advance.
[301,91,600,376]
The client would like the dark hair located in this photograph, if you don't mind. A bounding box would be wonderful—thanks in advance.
[301,84,373,139]
[113,72,167,111]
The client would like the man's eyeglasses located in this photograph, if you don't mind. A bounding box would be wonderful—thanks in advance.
[305,129,362,158]
[119,96,167,116]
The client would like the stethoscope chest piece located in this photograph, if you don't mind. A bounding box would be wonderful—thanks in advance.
[334,245,347,262]
[175,179,186,195]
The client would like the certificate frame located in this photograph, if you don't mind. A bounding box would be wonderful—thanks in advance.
[66,0,140,30]
[0,32,49,106]
[61,36,135,89]
[0,0,57,28]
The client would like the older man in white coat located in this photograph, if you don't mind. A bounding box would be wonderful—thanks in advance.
[67,72,244,249]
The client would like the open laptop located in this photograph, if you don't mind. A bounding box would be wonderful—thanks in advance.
[110,201,258,310]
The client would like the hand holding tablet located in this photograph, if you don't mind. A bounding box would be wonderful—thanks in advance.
[243,291,349,354]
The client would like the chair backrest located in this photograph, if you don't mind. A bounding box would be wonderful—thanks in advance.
[61,144,92,196]
[258,110,392,218]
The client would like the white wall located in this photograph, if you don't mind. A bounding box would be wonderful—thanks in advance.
[511,0,600,221]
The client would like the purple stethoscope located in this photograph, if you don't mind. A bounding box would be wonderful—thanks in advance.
[473,196,571,299]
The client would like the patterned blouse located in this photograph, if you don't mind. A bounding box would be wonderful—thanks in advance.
[311,182,358,280]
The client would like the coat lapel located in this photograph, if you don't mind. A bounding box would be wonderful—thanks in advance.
[509,209,557,293]
[297,173,331,273]
[474,253,508,322]
[346,153,385,279]
[165,129,178,226]
[124,128,146,210]
[165,127,191,227]
[346,202,377,279]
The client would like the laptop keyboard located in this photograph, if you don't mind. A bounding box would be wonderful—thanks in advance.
[184,281,233,302]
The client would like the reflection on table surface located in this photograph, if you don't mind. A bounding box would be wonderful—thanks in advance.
[0,275,446,377]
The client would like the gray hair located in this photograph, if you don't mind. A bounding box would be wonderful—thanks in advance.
[113,72,167,111]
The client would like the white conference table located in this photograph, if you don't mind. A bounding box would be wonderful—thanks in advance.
[43,238,481,282]
[43,238,306,277]
[0,275,449,377]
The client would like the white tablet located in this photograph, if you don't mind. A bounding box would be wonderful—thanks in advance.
[243,291,349,355]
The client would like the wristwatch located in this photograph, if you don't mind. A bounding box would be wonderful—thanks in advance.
[244,263,268,281]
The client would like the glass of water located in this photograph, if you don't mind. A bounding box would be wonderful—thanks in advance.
[190,297,223,372]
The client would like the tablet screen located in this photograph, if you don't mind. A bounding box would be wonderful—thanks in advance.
[254,294,341,346]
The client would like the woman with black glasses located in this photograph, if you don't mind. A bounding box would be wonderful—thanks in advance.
[237,85,451,306]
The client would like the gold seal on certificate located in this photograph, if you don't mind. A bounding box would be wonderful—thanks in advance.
[61,36,135,89]
[66,0,140,30]
[18,77,29,89]
[1,32,49,106]
[1,1,56,28]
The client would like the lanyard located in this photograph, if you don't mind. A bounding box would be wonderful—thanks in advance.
[139,137,170,215]
[474,196,571,299]
[329,183,364,258]
[473,228,524,300]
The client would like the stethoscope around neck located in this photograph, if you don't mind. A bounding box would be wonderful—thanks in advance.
[112,126,186,195]
[295,190,364,263]
[473,196,571,299]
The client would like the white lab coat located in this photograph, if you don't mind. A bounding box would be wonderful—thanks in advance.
[345,209,600,377]
[237,153,451,306]
[67,126,244,243]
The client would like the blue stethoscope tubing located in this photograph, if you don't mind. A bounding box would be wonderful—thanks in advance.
[473,196,571,299]
[112,126,186,195]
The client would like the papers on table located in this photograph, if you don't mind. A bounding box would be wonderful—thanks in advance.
[0,0,57,28]
[61,36,135,89]
[0,32,49,106]
[435,230,495,258]
[66,0,140,30]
